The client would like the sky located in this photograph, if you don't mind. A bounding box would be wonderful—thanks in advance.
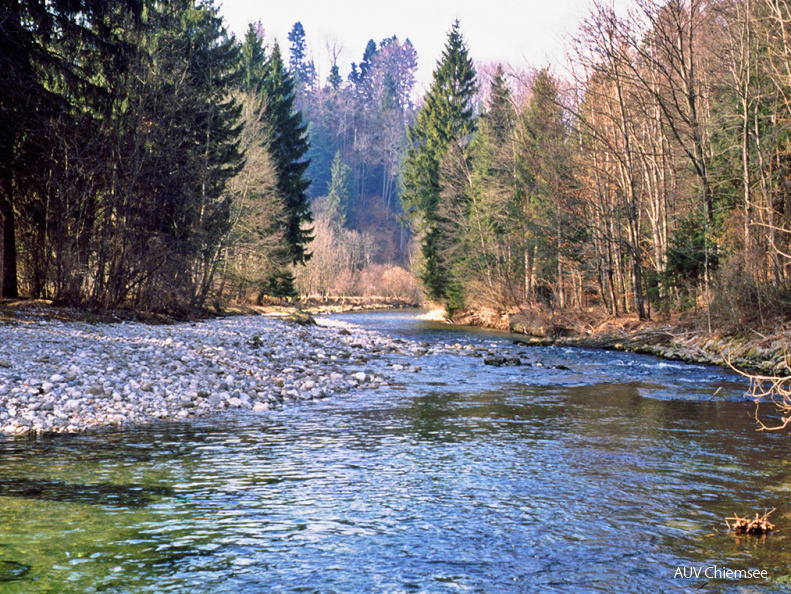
[216,0,601,92]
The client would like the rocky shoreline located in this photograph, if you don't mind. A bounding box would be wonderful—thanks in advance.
[3,303,784,437]
[0,311,505,437]
[453,306,790,378]
[512,329,790,377]
[0,314,416,436]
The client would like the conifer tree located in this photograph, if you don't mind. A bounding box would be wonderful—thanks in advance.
[328,64,342,91]
[522,68,575,309]
[402,20,477,302]
[0,0,135,298]
[240,23,268,92]
[462,65,520,293]
[287,22,315,89]
[259,43,313,265]
[179,0,244,305]
[288,22,307,76]
[326,151,352,228]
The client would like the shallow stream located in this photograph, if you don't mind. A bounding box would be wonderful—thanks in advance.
[0,311,789,593]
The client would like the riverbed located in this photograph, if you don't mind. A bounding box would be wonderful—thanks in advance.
[1,311,789,593]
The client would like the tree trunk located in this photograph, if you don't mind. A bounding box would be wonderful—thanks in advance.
[0,153,19,299]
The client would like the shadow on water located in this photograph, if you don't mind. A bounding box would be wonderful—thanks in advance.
[0,477,172,508]
[0,560,31,583]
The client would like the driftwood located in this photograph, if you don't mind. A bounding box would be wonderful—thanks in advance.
[726,509,776,535]
[725,351,791,431]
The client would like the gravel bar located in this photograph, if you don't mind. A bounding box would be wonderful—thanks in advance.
[0,316,384,435]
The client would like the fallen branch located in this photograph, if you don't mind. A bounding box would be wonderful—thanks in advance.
[724,351,791,431]
[726,509,776,535]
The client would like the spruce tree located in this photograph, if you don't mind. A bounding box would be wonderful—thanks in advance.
[287,22,307,76]
[179,0,244,305]
[287,22,315,89]
[328,64,342,91]
[240,23,267,92]
[522,68,574,309]
[259,43,313,265]
[402,20,477,302]
[326,151,352,228]
[0,0,135,298]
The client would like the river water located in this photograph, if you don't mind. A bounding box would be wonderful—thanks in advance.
[1,311,790,593]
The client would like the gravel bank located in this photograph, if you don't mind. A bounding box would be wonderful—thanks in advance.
[453,306,790,377]
[0,315,413,436]
[0,314,508,436]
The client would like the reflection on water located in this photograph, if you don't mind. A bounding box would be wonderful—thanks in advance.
[1,312,790,593]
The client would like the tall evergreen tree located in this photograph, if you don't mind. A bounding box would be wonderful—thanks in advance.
[461,65,521,295]
[402,20,477,302]
[180,1,244,305]
[0,0,135,298]
[326,151,352,228]
[327,64,342,91]
[357,39,379,101]
[287,21,315,89]
[287,22,306,75]
[240,22,267,92]
[522,68,575,309]
[259,43,313,265]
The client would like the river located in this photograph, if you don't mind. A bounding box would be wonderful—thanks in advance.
[0,311,789,593]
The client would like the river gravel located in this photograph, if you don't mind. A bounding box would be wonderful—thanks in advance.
[0,314,490,436]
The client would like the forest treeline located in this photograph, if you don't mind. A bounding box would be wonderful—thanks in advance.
[405,2,791,328]
[1,0,315,311]
[284,24,420,299]
[4,0,791,324]
[0,0,421,310]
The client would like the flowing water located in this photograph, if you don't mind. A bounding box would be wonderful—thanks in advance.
[1,311,790,593]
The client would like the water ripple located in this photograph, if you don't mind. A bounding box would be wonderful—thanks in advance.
[0,312,786,592]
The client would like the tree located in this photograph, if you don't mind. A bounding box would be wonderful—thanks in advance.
[240,22,268,92]
[402,20,477,303]
[328,64,342,91]
[522,68,576,309]
[221,88,285,304]
[454,65,521,304]
[184,2,244,306]
[287,21,315,90]
[571,6,651,319]
[259,43,314,265]
[0,0,136,298]
[326,151,352,227]
[288,22,307,75]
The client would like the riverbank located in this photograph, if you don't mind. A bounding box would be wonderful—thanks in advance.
[450,305,791,377]
[0,313,409,436]
[1,305,522,436]
[1,298,781,436]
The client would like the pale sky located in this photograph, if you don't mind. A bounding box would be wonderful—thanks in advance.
[217,0,601,92]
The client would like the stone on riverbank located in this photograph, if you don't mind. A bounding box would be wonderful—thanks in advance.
[0,311,486,436]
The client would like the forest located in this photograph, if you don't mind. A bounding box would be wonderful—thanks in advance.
[404,4,791,331]
[3,0,791,331]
